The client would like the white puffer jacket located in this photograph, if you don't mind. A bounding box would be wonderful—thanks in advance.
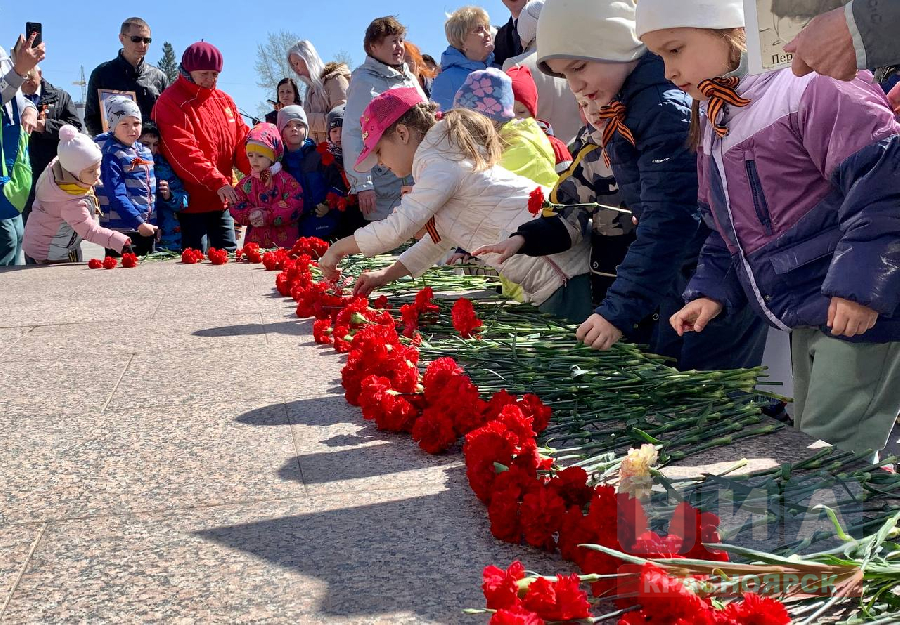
[353,119,590,305]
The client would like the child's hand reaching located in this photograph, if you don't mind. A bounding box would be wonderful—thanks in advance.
[353,268,391,297]
[670,298,723,337]
[828,297,878,338]
[472,235,525,263]
[576,313,623,351]
[315,203,331,218]
[158,180,172,200]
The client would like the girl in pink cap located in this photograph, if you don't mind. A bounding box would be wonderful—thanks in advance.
[319,87,593,323]
[230,122,304,249]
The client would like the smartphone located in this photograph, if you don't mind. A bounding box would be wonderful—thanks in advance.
[25,22,42,48]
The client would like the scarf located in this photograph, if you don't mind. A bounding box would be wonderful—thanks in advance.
[597,101,636,168]
[53,161,93,196]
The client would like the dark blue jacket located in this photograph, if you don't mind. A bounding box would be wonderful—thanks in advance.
[153,153,188,251]
[282,139,345,239]
[595,53,705,333]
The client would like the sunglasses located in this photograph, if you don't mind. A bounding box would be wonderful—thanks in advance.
[129,36,152,44]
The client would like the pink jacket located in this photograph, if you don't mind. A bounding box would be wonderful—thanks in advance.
[230,165,304,248]
[23,158,130,262]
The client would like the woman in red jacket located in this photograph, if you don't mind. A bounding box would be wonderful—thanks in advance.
[152,42,250,252]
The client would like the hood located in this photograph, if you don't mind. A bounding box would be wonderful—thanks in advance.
[35,158,91,204]
[536,0,645,77]
[322,62,351,82]
[439,45,495,72]
[500,117,554,160]
[359,55,411,80]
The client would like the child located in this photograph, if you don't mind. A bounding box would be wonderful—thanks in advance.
[325,105,366,238]
[22,124,131,263]
[138,121,188,252]
[95,96,157,256]
[319,87,592,324]
[637,0,900,458]
[230,122,303,249]
[506,64,573,174]
[453,68,558,188]
[277,105,345,240]
[545,97,631,305]
[501,0,768,370]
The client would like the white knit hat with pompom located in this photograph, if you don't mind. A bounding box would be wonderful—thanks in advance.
[57,125,102,175]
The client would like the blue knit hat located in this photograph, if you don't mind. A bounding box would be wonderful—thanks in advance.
[452,68,515,123]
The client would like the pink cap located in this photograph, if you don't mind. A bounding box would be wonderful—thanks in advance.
[354,87,425,173]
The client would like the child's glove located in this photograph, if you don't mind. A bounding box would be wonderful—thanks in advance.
[248,209,266,227]
[315,203,331,218]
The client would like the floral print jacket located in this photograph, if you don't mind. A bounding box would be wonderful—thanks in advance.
[231,164,304,248]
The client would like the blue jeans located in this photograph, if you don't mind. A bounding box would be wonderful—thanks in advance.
[0,215,24,266]
[179,210,237,252]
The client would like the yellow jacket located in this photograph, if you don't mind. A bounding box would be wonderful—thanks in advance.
[499,117,559,188]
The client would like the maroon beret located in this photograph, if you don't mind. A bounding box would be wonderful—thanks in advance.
[182,42,223,73]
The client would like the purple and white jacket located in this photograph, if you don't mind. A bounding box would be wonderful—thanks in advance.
[686,69,900,343]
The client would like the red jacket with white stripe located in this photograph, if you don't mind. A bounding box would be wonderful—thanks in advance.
[152,75,250,214]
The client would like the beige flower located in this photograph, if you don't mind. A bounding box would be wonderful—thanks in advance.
[618,444,659,499]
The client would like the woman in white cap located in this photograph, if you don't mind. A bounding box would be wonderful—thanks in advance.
[523,0,768,372]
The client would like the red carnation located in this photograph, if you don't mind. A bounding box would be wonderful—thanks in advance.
[517,394,552,434]
[527,187,545,216]
[411,409,457,454]
[549,466,594,508]
[490,606,544,625]
[668,502,728,562]
[451,298,483,338]
[482,561,526,610]
[312,319,334,345]
[423,357,464,401]
[629,563,713,623]
[520,485,567,550]
[121,252,138,268]
[235,248,244,261]
[316,142,335,166]
[181,248,203,264]
[88,258,103,269]
[488,489,522,543]
[102,256,118,269]
[718,592,790,625]
[521,574,591,621]
[372,295,389,309]
[208,247,228,265]
[557,505,596,563]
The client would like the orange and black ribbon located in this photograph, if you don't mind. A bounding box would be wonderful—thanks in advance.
[597,101,636,168]
[424,216,441,243]
[697,77,751,138]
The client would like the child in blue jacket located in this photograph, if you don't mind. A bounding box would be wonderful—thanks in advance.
[139,121,187,252]
[95,96,157,255]
[277,105,347,241]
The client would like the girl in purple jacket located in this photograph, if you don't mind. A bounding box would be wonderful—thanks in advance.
[638,0,900,460]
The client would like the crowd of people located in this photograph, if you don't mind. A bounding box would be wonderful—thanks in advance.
[2,0,900,462]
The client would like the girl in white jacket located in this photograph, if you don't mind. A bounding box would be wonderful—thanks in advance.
[319,87,592,323]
